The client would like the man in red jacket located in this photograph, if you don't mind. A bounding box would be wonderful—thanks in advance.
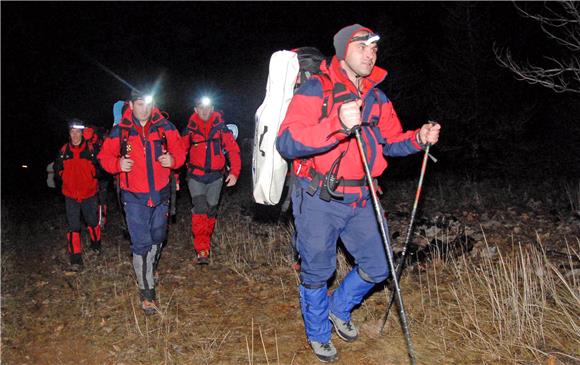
[98,89,185,315]
[54,119,102,271]
[182,97,241,265]
[276,24,440,362]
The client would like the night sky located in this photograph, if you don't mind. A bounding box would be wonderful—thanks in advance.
[2,2,579,195]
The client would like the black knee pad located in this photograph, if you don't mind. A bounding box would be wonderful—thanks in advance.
[191,195,208,214]
[301,282,326,289]
[207,204,218,218]
[357,267,376,283]
[358,266,388,283]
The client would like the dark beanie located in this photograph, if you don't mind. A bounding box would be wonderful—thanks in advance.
[130,88,145,101]
[333,24,373,60]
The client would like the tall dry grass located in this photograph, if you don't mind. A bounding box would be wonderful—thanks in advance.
[210,183,580,363]
[412,230,580,364]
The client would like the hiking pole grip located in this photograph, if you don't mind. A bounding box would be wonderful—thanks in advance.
[353,127,417,365]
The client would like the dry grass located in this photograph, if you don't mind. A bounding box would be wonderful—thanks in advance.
[213,188,580,364]
[2,177,579,364]
[409,231,580,364]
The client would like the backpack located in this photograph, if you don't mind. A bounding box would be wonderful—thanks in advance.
[252,47,328,205]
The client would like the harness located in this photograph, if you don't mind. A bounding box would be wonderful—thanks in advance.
[60,140,98,165]
[186,121,227,174]
[57,140,100,182]
[118,117,168,187]
[119,125,167,157]
[300,73,383,202]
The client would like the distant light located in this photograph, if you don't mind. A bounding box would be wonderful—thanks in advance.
[201,97,211,107]
[144,95,154,105]
[22,165,28,169]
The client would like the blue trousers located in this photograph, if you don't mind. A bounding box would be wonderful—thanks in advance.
[293,187,391,343]
[124,201,169,256]
[292,187,390,286]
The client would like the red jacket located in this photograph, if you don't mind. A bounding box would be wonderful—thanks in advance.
[276,56,422,203]
[54,140,99,201]
[98,107,186,206]
[181,111,241,183]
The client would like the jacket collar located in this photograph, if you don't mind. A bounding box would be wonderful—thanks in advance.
[68,138,86,150]
[326,56,388,97]
[187,111,223,130]
[119,106,165,129]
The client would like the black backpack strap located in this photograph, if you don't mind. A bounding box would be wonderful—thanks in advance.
[156,126,167,153]
[119,127,130,157]
[317,73,352,120]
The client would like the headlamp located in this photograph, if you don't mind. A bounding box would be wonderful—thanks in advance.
[200,97,212,107]
[69,119,86,130]
[351,32,381,46]
[144,95,154,105]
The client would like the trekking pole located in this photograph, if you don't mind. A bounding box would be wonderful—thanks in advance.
[379,124,437,336]
[353,126,417,365]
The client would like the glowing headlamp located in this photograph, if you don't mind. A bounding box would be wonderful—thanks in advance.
[69,122,85,130]
[200,97,212,107]
[144,95,154,105]
[351,32,381,46]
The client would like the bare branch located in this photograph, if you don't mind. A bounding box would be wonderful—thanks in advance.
[496,1,580,93]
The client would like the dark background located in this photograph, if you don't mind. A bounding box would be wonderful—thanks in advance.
[2,2,579,197]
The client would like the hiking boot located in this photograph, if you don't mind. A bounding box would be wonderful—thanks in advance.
[69,253,83,269]
[69,263,83,272]
[89,240,102,254]
[141,299,158,316]
[196,250,210,265]
[309,340,338,363]
[329,312,358,342]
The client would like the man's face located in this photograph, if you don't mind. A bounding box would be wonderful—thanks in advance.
[130,99,153,123]
[69,128,83,146]
[195,105,214,122]
[343,31,378,78]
